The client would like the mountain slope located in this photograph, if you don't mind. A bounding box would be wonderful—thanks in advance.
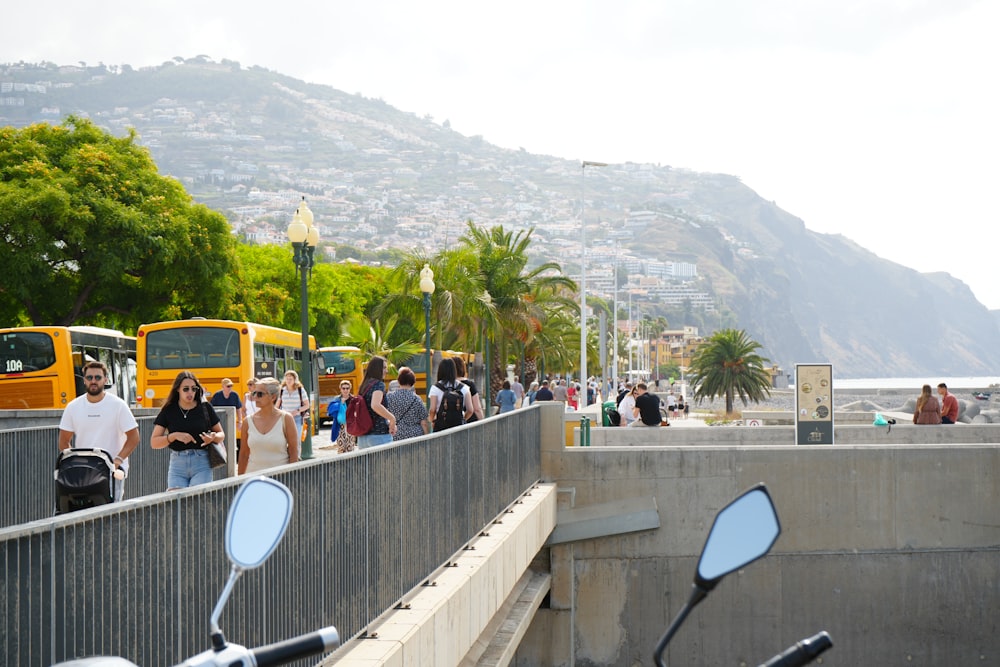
[3,59,998,376]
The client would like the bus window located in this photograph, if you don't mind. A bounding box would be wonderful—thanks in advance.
[1,331,56,374]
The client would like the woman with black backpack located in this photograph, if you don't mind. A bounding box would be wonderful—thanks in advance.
[428,357,473,432]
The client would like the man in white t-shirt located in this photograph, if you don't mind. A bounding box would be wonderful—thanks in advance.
[58,360,140,501]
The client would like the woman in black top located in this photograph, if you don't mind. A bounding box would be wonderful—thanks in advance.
[150,371,224,490]
[453,357,484,421]
[356,355,397,448]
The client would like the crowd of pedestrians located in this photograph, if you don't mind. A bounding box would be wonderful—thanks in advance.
[55,354,701,507]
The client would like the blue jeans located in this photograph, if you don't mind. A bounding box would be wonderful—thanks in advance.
[167,449,214,489]
[357,433,393,449]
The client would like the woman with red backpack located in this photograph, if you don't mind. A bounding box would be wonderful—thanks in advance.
[355,355,397,448]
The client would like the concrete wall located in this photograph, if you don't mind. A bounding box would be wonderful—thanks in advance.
[523,403,1000,665]
[328,483,557,666]
[583,422,1000,446]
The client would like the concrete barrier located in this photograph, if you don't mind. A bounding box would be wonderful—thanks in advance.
[584,422,1000,446]
[519,403,1000,665]
[329,483,557,666]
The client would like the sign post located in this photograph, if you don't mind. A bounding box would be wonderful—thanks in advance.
[795,363,834,445]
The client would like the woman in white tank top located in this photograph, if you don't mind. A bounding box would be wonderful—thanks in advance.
[238,377,299,474]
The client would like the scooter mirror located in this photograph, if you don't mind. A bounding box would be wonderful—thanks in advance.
[695,484,780,587]
[226,476,293,569]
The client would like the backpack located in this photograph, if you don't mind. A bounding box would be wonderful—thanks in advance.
[607,408,622,426]
[434,381,465,431]
[345,392,373,437]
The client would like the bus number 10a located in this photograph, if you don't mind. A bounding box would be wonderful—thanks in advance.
[5,359,23,373]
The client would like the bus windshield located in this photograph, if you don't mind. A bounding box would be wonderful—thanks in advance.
[144,327,241,370]
[1,331,56,374]
[319,350,357,375]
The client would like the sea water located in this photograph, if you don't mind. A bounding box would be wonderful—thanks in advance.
[830,377,1000,390]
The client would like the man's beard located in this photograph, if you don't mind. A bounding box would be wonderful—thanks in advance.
[87,384,104,396]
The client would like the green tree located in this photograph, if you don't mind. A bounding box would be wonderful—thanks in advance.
[456,222,576,390]
[0,117,235,328]
[226,243,391,346]
[341,313,423,369]
[687,328,772,415]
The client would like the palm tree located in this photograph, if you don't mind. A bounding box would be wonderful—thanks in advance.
[687,328,772,415]
[341,313,423,370]
[457,222,576,391]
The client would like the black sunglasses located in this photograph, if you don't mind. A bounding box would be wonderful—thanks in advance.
[84,375,105,382]
[180,386,199,393]
[252,391,268,398]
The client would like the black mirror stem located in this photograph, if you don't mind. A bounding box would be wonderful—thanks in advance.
[653,583,709,667]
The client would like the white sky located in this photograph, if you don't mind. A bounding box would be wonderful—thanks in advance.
[5,1,1000,307]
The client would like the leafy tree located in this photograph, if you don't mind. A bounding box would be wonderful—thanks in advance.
[0,117,234,328]
[456,222,576,390]
[687,328,772,415]
[340,313,422,369]
[226,243,392,346]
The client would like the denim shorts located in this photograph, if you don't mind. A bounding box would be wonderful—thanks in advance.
[167,449,214,489]
[357,433,393,449]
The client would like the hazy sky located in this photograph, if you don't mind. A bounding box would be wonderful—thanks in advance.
[5,1,1000,307]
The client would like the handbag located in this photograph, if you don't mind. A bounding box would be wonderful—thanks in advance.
[200,403,227,468]
[206,440,227,468]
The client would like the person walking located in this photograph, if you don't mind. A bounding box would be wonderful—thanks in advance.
[511,377,525,409]
[913,384,942,424]
[277,370,310,437]
[454,357,485,421]
[387,367,429,441]
[238,377,299,474]
[150,371,225,490]
[356,355,397,448]
[244,378,260,419]
[666,391,677,419]
[566,381,578,409]
[211,378,244,420]
[330,380,357,453]
[429,357,473,431]
[526,381,540,405]
[937,383,959,424]
[534,380,554,402]
[58,360,140,502]
[552,379,568,404]
[496,380,517,413]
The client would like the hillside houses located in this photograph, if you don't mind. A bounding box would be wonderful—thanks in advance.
[2,60,718,317]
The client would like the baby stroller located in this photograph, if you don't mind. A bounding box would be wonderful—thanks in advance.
[54,448,117,515]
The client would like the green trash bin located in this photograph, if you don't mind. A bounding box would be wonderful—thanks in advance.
[602,401,617,427]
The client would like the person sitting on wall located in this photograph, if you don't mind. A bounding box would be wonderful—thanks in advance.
[631,383,666,427]
[938,383,959,424]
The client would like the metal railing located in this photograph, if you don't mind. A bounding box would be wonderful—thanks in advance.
[0,408,542,667]
[0,410,237,529]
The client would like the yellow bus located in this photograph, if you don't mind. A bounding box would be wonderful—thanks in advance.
[316,346,364,425]
[136,319,317,411]
[0,326,137,410]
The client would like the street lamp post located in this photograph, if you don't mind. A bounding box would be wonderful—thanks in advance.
[419,264,435,408]
[287,196,319,460]
[580,160,607,388]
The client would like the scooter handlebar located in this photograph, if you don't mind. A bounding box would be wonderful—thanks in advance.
[252,626,340,667]
[757,631,832,667]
